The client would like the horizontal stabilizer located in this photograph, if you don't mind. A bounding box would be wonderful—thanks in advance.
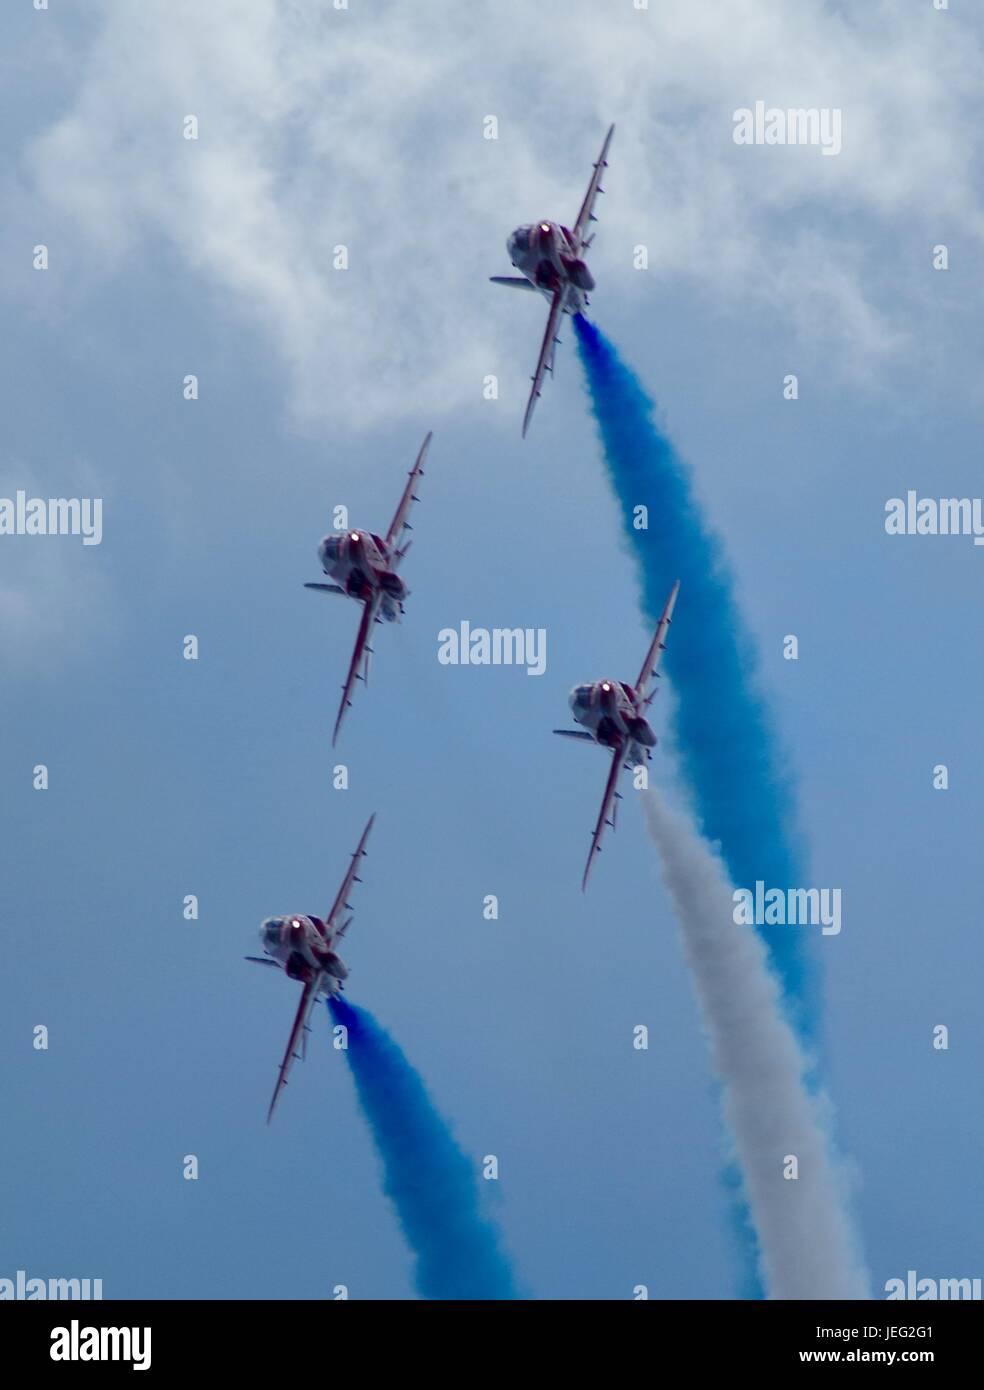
[245,956,280,968]
[304,582,345,595]
[490,276,537,291]
[553,729,595,740]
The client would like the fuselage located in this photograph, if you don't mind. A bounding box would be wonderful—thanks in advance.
[318,530,407,622]
[258,914,348,993]
[569,679,656,762]
[507,221,594,314]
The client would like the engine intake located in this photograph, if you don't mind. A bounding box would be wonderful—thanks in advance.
[562,257,595,291]
[626,715,656,747]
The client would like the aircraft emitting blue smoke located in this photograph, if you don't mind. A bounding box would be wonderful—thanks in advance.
[574,315,813,1030]
[328,997,521,1300]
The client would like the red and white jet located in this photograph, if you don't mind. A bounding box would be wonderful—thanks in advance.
[246,815,375,1123]
[555,581,680,890]
[491,124,614,437]
[306,432,432,744]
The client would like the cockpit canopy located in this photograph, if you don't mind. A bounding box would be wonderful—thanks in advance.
[260,917,283,947]
[507,226,533,258]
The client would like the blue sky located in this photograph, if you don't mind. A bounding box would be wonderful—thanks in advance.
[2,1,982,1299]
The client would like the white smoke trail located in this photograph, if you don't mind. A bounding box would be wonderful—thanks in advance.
[643,788,869,1299]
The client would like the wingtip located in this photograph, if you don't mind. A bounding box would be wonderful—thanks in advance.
[581,855,594,892]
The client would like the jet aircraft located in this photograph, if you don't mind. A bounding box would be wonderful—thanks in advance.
[491,125,614,436]
[555,581,680,889]
[246,815,375,1122]
[306,433,432,743]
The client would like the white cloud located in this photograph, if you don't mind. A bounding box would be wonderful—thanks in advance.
[23,0,984,427]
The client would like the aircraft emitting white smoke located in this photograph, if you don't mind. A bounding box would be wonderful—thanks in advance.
[555,579,680,889]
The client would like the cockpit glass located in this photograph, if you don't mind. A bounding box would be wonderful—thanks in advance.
[262,919,282,944]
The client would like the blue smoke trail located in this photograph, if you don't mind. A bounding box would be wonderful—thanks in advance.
[328,996,521,1300]
[574,315,813,1030]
